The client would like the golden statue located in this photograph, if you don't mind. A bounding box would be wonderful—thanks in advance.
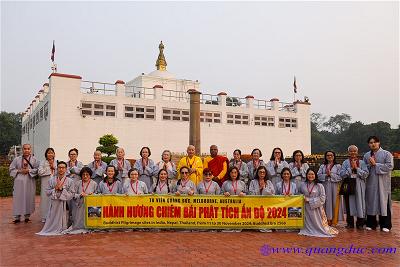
[156,41,167,71]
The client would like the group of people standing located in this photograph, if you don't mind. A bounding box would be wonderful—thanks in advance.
[9,135,394,237]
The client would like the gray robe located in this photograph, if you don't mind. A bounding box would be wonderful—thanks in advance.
[110,158,131,184]
[248,180,275,195]
[122,180,149,195]
[97,180,123,195]
[221,180,247,195]
[363,148,394,216]
[197,180,221,195]
[66,160,84,183]
[151,181,174,194]
[289,162,309,188]
[70,179,97,231]
[134,158,158,191]
[174,179,196,195]
[298,182,338,238]
[317,164,344,221]
[246,160,267,181]
[266,160,290,188]
[229,160,249,182]
[275,181,298,195]
[9,155,39,217]
[340,159,369,218]
[38,159,58,220]
[36,176,75,236]
[87,160,107,185]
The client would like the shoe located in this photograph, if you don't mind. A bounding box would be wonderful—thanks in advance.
[345,224,354,229]
[13,219,21,224]
[259,229,272,233]
[365,227,372,231]
[382,228,390,233]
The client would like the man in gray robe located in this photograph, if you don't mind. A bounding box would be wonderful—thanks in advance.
[9,144,39,223]
[363,136,394,232]
[87,150,107,185]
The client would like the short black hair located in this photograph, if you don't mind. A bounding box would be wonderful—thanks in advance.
[128,168,139,177]
[44,147,55,160]
[140,147,151,157]
[291,150,305,163]
[233,149,242,156]
[105,165,119,180]
[80,166,93,177]
[367,135,380,143]
[254,165,269,182]
[251,148,262,157]
[179,166,189,174]
[57,161,67,167]
[68,148,79,155]
[270,147,284,161]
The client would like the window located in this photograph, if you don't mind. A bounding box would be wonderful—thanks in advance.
[227,113,249,125]
[40,108,44,121]
[254,115,275,127]
[81,101,116,118]
[162,108,189,121]
[44,102,48,120]
[200,111,222,123]
[124,105,155,120]
[278,117,297,128]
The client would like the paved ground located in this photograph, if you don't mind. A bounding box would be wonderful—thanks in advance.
[0,197,399,267]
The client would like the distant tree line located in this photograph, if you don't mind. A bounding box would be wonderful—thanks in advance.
[0,112,21,155]
[311,113,400,154]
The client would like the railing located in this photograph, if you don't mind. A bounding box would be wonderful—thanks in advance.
[201,93,220,105]
[125,86,155,99]
[279,102,296,112]
[161,89,189,102]
[226,96,246,107]
[81,81,116,95]
[254,99,273,110]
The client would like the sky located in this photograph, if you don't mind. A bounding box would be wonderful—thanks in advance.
[1,1,399,127]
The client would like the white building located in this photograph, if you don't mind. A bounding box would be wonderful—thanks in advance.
[21,42,311,163]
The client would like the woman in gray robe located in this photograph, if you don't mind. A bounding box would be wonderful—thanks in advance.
[152,169,175,194]
[134,147,158,191]
[299,168,338,238]
[122,168,149,195]
[110,147,131,185]
[174,167,196,195]
[248,166,275,196]
[87,150,107,185]
[9,144,39,223]
[246,148,267,185]
[156,150,177,188]
[197,168,221,195]
[317,151,344,226]
[275,167,298,195]
[289,150,309,188]
[64,167,97,234]
[363,136,394,232]
[38,147,58,223]
[229,149,249,183]
[36,161,75,236]
[221,166,247,196]
[340,145,369,229]
[97,165,123,194]
[266,147,289,188]
[66,148,83,183]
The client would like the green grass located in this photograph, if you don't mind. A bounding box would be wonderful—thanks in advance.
[392,189,400,201]
[392,170,400,177]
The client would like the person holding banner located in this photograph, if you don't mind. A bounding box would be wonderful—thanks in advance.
[229,149,249,183]
[289,150,309,188]
[197,168,221,195]
[152,169,173,194]
[110,147,131,185]
[156,150,177,188]
[317,151,344,226]
[276,167,298,195]
[123,168,149,195]
[38,147,57,223]
[37,161,75,236]
[221,166,247,196]
[134,147,158,191]
[339,145,369,229]
[266,147,289,188]
[299,168,338,238]
[97,165,123,195]
[87,150,108,185]
[203,145,229,186]
[248,166,275,195]
[247,148,267,184]
[175,167,196,195]
[177,145,203,185]
[66,166,97,233]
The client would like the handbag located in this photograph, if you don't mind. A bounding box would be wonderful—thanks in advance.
[339,177,356,195]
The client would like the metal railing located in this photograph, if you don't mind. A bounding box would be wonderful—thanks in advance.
[201,93,220,105]
[254,99,273,110]
[125,86,155,99]
[161,89,189,102]
[279,102,296,112]
[226,96,246,107]
[81,81,116,95]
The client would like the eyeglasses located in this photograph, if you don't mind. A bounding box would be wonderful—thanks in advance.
[181,171,189,174]
[204,173,212,176]
[258,171,266,174]
[274,152,281,154]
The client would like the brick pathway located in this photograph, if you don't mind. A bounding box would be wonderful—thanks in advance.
[0,197,399,266]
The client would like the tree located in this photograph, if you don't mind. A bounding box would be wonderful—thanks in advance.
[311,112,326,131]
[323,113,351,134]
[96,134,118,157]
[0,112,22,155]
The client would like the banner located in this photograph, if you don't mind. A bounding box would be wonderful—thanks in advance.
[85,195,304,229]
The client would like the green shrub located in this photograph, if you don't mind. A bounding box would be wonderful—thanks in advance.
[0,166,41,197]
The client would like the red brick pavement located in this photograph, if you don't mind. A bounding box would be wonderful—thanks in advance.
[0,196,399,267]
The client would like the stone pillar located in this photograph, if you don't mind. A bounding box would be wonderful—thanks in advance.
[245,95,254,109]
[188,89,201,155]
[218,92,227,106]
[270,98,280,110]
[115,80,126,97]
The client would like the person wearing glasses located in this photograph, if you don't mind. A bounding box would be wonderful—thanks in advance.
[229,149,249,184]
[221,166,247,196]
[317,151,343,226]
[266,147,289,188]
[248,166,275,196]
[289,150,309,188]
[197,168,221,195]
[66,148,84,183]
[175,167,196,195]
[363,136,394,232]
[247,148,267,184]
